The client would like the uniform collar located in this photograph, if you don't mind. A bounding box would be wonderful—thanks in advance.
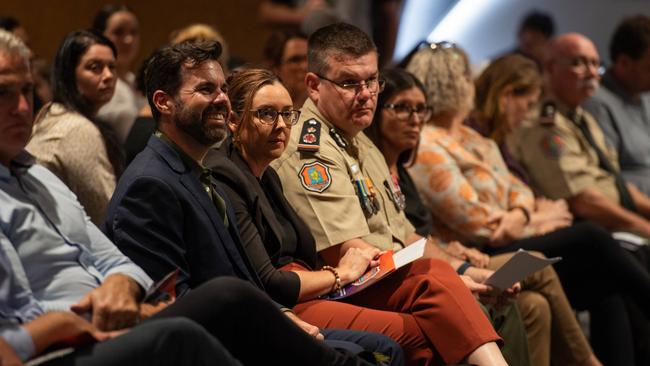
[302,98,353,146]
[542,94,585,122]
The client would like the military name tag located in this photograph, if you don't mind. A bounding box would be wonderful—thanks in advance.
[540,101,556,125]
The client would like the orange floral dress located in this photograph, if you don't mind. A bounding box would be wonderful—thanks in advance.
[409,125,535,245]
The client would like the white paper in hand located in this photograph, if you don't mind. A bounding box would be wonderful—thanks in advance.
[485,249,561,290]
[393,238,426,269]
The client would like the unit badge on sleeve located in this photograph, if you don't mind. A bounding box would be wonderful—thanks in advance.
[299,161,332,193]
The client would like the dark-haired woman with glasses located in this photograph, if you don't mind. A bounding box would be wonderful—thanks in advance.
[365,67,607,366]
[208,68,513,366]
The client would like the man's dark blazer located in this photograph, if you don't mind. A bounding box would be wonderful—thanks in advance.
[103,135,262,296]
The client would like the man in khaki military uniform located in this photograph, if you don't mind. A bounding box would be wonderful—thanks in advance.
[271,20,564,365]
[271,23,470,271]
[511,33,650,238]
[274,97,413,253]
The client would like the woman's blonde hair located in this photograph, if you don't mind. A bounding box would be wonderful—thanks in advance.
[170,23,230,73]
[473,54,542,143]
[406,43,473,118]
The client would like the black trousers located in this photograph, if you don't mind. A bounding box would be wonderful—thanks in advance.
[487,221,650,315]
[44,317,241,366]
[150,277,383,366]
[487,221,650,366]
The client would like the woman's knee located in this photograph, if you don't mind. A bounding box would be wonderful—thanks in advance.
[197,277,267,309]
[517,291,551,329]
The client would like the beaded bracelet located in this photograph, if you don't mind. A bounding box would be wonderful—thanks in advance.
[321,265,342,292]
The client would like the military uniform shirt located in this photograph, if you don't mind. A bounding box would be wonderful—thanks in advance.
[508,98,620,202]
[272,99,415,252]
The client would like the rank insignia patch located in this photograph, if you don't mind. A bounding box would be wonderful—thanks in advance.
[299,161,332,193]
[540,101,556,125]
[298,119,321,152]
[540,134,565,158]
[302,133,317,143]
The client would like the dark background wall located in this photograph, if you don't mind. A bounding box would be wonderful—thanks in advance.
[0,0,270,71]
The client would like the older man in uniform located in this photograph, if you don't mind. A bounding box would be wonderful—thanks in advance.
[511,32,650,238]
[510,32,650,365]
[271,22,565,366]
[583,15,650,195]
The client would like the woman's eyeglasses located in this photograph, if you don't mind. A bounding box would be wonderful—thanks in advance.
[383,103,432,121]
[251,108,301,125]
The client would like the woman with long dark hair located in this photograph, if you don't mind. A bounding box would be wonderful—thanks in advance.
[27,30,123,225]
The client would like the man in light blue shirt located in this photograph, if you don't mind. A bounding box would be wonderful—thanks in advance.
[583,15,650,194]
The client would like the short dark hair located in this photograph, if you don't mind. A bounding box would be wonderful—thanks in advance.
[519,10,555,38]
[307,22,376,75]
[91,4,133,33]
[365,68,427,167]
[264,30,307,68]
[0,16,20,32]
[610,15,650,62]
[144,40,222,121]
[52,30,117,119]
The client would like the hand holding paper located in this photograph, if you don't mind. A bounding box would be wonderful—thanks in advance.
[485,250,561,291]
[322,238,427,300]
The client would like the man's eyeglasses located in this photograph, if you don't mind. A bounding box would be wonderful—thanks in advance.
[555,56,603,74]
[383,103,432,121]
[315,73,386,95]
[251,108,301,125]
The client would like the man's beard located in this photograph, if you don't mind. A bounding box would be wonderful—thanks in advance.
[173,100,229,147]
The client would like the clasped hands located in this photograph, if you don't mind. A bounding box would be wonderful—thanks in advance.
[70,274,173,332]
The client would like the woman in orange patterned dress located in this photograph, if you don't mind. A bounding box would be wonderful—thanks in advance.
[404,44,650,365]
[366,66,603,366]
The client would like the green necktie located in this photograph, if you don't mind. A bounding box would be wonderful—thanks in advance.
[200,170,229,227]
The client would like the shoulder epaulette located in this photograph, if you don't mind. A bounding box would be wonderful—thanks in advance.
[539,101,557,125]
[297,118,321,152]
